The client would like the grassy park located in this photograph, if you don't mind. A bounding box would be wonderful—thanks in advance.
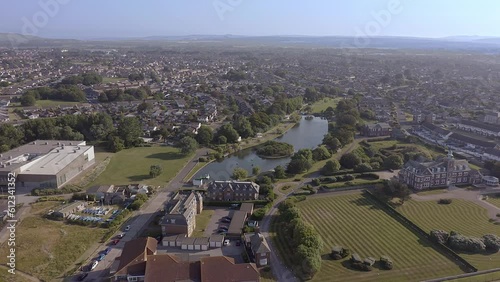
[398,199,500,270]
[89,146,193,187]
[0,201,107,282]
[35,100,82,108]
[309,97,342,113]
[272,192,463,282]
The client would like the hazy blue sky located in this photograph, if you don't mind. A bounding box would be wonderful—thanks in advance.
[1,0,499,38]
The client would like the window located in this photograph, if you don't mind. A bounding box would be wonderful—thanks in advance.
[259,258,268,266]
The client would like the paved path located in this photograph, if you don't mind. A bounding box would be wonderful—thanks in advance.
[79,149,208,281]
[411,187,500,221]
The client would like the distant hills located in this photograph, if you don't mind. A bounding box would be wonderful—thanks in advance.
[1,33,499,52]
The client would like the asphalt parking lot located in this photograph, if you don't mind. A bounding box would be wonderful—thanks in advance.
[204,207,234,237]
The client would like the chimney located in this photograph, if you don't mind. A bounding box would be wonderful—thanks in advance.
[57,142,60,145]
[73,150,77,153]
[45,142,48,145]
[69,142,72,145]
[32,141,36,145]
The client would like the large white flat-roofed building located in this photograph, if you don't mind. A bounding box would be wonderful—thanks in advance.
[0,140,95,189]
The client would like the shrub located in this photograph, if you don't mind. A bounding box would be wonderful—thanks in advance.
[483,234,500,252]
[438,199,452,205]
[354,163,372,173]
[344,174,355,181]
[311,178,321,186]
[430,230,449,245]
[380,256,393,270]
[448,232,486,252]
[352,262,372,271]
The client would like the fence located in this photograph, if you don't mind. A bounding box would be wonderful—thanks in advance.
[364,190,478,273]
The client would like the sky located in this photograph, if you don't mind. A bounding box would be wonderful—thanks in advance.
[0,0,499,39]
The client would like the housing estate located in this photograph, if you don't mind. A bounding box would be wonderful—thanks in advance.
[360,123,393,137]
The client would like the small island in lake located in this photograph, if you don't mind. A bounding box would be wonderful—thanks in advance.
[256,140,294,159]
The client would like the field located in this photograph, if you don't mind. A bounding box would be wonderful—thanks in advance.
[485,196,500,208]
[192,210,215,237]
[88,146,193,187]
[272,192,463,282]
[36,100,82,108]
[310,97,342,113]
[397,199,500,270]
[0,201,107,281]
[449,271,500,282]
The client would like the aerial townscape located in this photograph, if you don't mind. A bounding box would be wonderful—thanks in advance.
[1,1,500,282]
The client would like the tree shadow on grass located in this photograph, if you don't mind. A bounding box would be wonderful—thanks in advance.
[348,196,383,211]
[128,174,150,182]
[146,152,185,160]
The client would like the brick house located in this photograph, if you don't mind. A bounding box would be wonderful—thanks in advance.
[361,123,392,137]
[244,231,271,267]
[398,151,482,190]
[205,181,260,201]
[161,192,203,237]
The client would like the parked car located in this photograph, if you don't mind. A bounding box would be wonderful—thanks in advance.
[118,232,125,238]
[112,239,120,245]
[124,225,131,231]
[91,260,98,270]
[221,218,231,223]
[223,216,232,220]
[97,254,105,261]
[223,239,230,246]
[236,240,241,246]
[77,272,88,281]
[103,247,111,255]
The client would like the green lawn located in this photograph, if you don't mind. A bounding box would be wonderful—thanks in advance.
[449,271,500,282]
[183,161,209,182]
[272,192,463,282]
[0,202,107,282]
[415,189,448,196]
[192,210,215,237]
[486,196,500,208]
[310,97,342,113]
[102,77,126,84]
[397,199,500,270]
[36,100,82,108]
[88,146,193,187]
[0,268,33,282]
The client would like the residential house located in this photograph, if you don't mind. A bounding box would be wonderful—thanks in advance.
[128,184,149,195]
[205,181,260,201]
[361,123,392,137]
[87,185,115,200]
[244,231,271,267]
[398,151,482,190]
[111,237,260,282]
[161,192,203,237]
[456,120,500,138]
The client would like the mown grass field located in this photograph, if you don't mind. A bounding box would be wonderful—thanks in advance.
[310,97,342,113]
[485,196,500,208]
[0,201,107,281]
[449,271,500,282]
[397,199,500,270]
[272,192,463,282]
[36,100,82,108]
[88,146,193,187]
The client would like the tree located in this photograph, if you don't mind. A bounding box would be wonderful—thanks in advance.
[149,165,163,178]
[233,116,254,138]
[107,136,125,152]
[312,146,332,161]
[196,126,214,146]
[217,124,240,143]
[232,167,248,180]
[274,165,286,179]
[287,149,314,174]
[354,163,372,172]
[321,160,341,176]
[384,154,404,169]
[340,153,361,169]
[20,94,36,106]
[217,135,227,145]
[179,136,198,155]
[322,133,342,152]
[137,102,151,113]
[252,166,261,175]
[117,117,142,148]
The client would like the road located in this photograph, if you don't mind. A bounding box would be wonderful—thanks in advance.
[78,149,208,281]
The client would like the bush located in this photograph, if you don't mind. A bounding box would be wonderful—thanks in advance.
[438,199,452,205]
[354,163,372,173]
[448,232,486,253]
[430,230,449,245]
[483,234,500,252]
[251,208,267,220]
[352,262,372,271]
[311,178,321,186]
[380,256,393,270]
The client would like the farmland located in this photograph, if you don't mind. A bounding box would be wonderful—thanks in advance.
[272,192,463,282]
[397,199,500,270]
[88,146,193,187]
